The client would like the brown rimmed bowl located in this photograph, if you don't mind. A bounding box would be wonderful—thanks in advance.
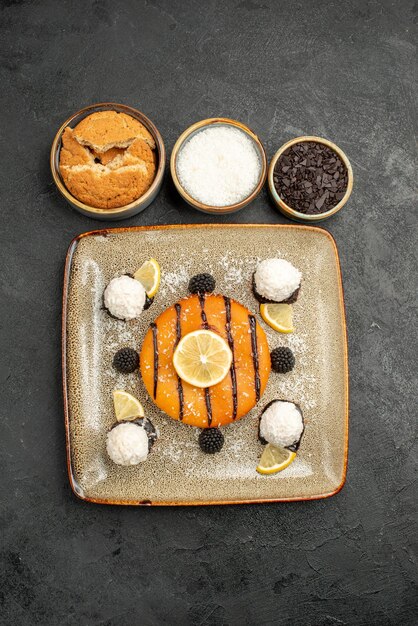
[268,136,353,223]
[170,118,267,214]
[50,103,166,220]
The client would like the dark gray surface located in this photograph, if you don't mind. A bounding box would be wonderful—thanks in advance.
[1,1,417,624]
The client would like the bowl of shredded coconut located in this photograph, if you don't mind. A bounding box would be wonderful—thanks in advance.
[170,118,267,214]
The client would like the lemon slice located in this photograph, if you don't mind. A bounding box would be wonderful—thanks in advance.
[256,444,296,475]
[173,329,232,388]
[260,303,294,333]
[133,258,161,298]
[113,390,145,422]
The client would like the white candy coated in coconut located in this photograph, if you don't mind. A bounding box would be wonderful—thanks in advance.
[104,275,146,320]
[106,422,149,466]
[260,401,303,448]
[254,258,301,302]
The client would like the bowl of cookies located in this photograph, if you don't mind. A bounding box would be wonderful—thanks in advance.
[50,103,165,220]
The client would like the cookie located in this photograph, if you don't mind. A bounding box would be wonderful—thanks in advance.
[91,147,125,166]
[73,110,155,152]
[59,111,157,209]
[59,127,93,167]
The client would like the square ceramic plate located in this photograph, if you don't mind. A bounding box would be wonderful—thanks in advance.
[62,224,348,505]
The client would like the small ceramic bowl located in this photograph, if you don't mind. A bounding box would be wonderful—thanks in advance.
[170,118,267,214]
[268,136,353,223]
[50,103,165,220]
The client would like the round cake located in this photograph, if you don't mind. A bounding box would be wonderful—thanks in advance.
[140,294,271,428]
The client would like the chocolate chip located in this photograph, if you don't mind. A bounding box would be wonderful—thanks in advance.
[273,141,348,214]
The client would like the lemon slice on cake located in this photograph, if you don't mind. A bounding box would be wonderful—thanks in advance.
[134,258,161,298]
[256,444,296,475]
[113,390,145,422]
[260,303,294,333]
[173,329,232,388]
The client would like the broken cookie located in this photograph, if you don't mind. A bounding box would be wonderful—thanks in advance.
[59,111,157,209]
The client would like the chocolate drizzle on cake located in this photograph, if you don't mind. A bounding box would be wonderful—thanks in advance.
[174,303,182,342]
[150,322,159,399]
[174,303,184,421]
[198,293,209,329]
[248,315,261,402]
[198,293,212,426]
[204,388,213,427]
[224,296,238,420]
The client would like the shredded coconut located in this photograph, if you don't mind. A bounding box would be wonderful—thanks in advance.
[176,126,261,206]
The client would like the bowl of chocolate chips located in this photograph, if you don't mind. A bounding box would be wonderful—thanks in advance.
[268,136,353,222]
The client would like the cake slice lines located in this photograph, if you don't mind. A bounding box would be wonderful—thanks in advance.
[249,314,261,402]
[224,296,238,420]
[198,293,212,426]
[174,303,184,421]
[150,322,159,399]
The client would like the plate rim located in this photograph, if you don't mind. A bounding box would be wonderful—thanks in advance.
[62,223,349,506]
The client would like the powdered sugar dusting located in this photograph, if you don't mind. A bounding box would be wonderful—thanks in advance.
[159,264,191,297]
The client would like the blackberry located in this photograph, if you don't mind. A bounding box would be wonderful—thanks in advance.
[189,273,216,294]
[198,428,224,453]
[270,347,295,373]
[112,348,139,374]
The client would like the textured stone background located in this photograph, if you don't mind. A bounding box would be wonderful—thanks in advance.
[0,1,417,625]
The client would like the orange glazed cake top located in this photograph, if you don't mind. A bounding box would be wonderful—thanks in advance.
[140,293,271,428]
